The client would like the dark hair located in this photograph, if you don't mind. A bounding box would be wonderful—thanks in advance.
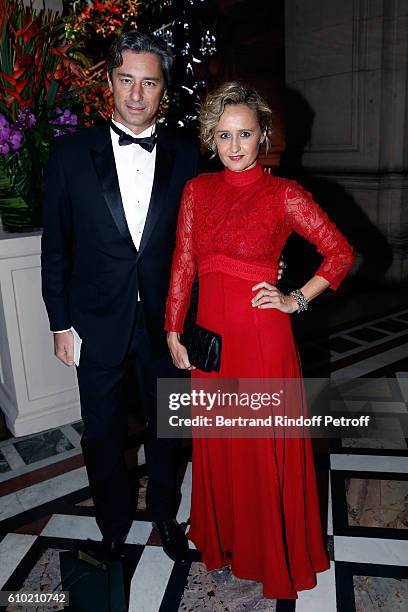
[106,30,174,86]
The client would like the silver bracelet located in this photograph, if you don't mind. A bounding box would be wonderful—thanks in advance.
[289,289,309,313]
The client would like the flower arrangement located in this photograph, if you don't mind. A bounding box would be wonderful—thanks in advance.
[66,0,139,46]
[0,0,83,231]
[65,0,141,126]
[65,0,173,126]
[0,0,217,229]
[68,61,113,126]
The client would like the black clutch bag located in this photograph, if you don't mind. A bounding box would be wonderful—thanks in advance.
[181,321,222,372]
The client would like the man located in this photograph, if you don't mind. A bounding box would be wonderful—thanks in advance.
[41,30,199,563]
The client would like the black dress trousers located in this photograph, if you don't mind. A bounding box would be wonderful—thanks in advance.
[76,303,181,541]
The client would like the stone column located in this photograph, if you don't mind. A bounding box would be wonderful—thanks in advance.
[284,0,408,283]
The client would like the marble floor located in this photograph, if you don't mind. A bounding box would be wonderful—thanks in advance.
[0,306,407,611]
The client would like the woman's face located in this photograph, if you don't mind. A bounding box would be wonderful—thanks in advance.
[214,104,264,172]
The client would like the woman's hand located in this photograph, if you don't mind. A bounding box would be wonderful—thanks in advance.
[277,257,286,281]
[167,331,196,370]
[251,281,298,313]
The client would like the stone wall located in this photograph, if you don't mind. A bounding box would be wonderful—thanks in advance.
[285,0,408,283]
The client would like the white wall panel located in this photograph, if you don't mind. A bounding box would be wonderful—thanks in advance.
[0,231,80,436]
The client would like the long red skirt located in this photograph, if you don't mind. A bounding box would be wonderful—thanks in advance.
[188,254,330,599]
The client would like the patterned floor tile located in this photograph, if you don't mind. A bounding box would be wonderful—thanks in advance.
[372,320,408,334]
[13,516,52,536]
[346,478,408,529]
[1,307,408,611]
[71,422,84,436]
[5,548,66,612]
[0,534,37,590]
[353,575,408,612]
[137,475,148,511]
[335,561,408,612]
[14,430,74,465]
[330,338,363,353]
[396,372,408,403]
[0,454,84,496]
[75,497,94,507]
[0,449,11,473]
[178,563,276,611]
[338,377,394,400]
[347,328,388,343]
[341,417,407,450]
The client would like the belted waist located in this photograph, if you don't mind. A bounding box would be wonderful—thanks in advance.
[198,254,277,282]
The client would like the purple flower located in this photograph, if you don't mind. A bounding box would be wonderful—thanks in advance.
[9,130,23,151]
[0,124,11,141]
[15,108,37,129]
[50,107,78,137]
[0,114,10,129]
[0,113,24,154]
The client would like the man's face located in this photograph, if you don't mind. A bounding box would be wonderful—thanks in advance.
[108,50,166,134]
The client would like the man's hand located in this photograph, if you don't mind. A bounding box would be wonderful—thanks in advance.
[54,331,74,366]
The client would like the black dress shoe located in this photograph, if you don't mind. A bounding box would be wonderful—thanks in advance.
[100,535,126,561]
[153,519,189,564]
[77,536,126,564]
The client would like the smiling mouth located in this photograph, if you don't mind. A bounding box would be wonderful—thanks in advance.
[126,105,146,112]
[229,155,244,161]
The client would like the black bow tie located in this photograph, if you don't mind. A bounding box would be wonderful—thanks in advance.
[109,120,157,152]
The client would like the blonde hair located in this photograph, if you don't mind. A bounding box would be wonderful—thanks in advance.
[199,81,273,155]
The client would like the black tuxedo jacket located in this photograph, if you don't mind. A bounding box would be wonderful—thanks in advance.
[41,123,199,366]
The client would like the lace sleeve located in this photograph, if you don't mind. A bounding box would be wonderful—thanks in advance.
[165,180,197,332]
[284,183,355,290]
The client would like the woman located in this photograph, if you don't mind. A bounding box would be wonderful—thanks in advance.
[165,82,354,599]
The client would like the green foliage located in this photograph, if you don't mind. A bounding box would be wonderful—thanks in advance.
[0,0,83,229]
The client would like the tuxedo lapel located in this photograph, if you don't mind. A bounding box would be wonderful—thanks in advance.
[90,125,135,249]
[137,129,175,258]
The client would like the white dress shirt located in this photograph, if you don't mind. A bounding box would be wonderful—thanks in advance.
[110,118,156,250]
[54,118,156,332]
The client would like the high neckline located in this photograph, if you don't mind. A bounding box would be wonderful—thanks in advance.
[223,162,265,186]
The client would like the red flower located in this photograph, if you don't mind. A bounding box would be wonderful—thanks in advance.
[12,13,42,46]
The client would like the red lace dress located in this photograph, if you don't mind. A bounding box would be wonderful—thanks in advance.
[165,163,354,599]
